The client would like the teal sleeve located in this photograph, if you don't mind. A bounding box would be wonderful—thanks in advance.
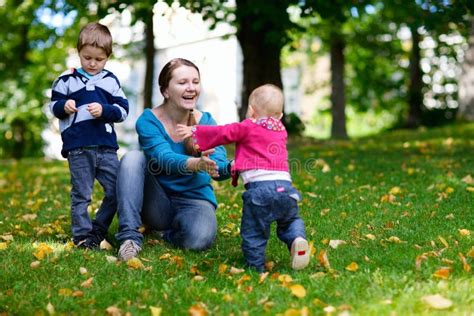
[136,113,189,175]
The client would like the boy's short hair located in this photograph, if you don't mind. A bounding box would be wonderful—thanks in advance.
[249,84,284,116]
[77,22,113,57]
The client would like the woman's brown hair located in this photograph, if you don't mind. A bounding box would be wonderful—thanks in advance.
[158,58,201,156]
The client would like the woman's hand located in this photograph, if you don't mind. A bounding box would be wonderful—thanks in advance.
[176,124,194,140]
[186,149,219,177]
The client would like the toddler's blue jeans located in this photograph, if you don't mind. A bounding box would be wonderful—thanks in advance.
[241,180,307,272]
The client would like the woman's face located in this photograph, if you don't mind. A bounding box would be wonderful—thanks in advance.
[163,65,201,111]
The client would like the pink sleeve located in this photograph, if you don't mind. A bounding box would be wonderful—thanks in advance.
[192,122,246,151]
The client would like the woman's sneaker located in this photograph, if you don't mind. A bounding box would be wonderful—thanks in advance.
[118,240,141,261]
[290,237,310,270]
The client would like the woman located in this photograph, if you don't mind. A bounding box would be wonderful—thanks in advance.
[115,58,231,261]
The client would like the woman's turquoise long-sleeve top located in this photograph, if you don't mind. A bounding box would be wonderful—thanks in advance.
[136,109,231,208]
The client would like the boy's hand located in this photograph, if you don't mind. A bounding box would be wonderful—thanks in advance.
[87,102,103,118]
[176,124,194,140]
[64,99,77,114]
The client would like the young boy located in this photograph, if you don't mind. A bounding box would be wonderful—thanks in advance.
[177,84,310,272]
[49,22,129,249]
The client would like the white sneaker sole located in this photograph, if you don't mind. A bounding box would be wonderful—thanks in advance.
[291,237,310,270]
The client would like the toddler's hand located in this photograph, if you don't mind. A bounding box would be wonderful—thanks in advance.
[64,99,77,114]
[176,124,194,140]
[87,102,103,118]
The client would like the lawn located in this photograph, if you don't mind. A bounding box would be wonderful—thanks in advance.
[0,124,473,315]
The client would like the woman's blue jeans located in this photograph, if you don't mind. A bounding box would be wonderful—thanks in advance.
[115,150,217,250]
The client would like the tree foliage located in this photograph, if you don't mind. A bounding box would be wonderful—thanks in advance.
[0,0,89,158]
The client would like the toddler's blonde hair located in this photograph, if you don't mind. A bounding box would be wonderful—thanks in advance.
[248,84,284,118]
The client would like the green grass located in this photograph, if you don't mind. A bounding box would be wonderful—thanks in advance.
[1,124,473,315]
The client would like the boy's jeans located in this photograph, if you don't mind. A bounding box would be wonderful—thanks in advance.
[67,147,119,243]
[241,180,307,272]
[115,150,217,250]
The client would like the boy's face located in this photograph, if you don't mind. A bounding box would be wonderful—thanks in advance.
[79,45,108,75]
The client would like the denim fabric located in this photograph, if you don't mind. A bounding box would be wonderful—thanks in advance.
[241,180,306,272]
[115,150,217,250]
[67,147,119,243]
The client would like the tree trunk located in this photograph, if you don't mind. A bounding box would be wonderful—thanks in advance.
[406,26,423,128]
[329,30,348,139]
[143,9,155,109]
[235,0,285,121]
[458,17,474,121]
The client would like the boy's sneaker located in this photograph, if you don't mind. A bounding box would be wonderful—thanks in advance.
[118,240,141,261]
[75,237,100,250]
[290,237,310,270]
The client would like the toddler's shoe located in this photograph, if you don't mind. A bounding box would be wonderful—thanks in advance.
[290,237,310,270]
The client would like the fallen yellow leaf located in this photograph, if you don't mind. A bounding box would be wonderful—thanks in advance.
[329,240,346,249]
[459,229,470,236]
[229,266,245,274]
[0,242,8,250]
[438,236,449,248]
[149,306,162,316]
[46,302,55,315]
[30,261,40,269]
[467,247,474,257]
[259,272,269,284]
[433,267,450,279]
[22,213,37,221]
[461,174,474,184]
[33,243,53,260]
[421,294,453,310]
[218,263,228,274]
[318,249,331,269]
[105,305,123,316]
[100,239,113,250]
[389,186,401,195]
[289,284,306,298]
[188,303,208,316]
[278,274,293,286]
[0,234,13,241]
[81,277,94,288]
[365,234,376,240]
[345,262,359,272]
[126,257,144,270]
[458,252,471,272]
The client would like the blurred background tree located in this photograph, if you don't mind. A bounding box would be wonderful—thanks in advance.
[1,0,474,158]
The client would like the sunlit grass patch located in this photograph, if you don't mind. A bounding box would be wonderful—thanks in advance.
[0,123,473,315]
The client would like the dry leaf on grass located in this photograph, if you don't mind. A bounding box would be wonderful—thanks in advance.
[106,305,123,316]
[459,229,470,236]
[188,303,208,316]
[81,277,94,288]
[421,294,453,310]
[345,262,359,272]
[433,267,451,279]
[289,284,306,298]
[329,240,346,249]
[127,257,144,270]
[46,302,55,315]
[229,266,245,274]
[33,243,53,260]
[100,239,113,250]
[149,306,162,316]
